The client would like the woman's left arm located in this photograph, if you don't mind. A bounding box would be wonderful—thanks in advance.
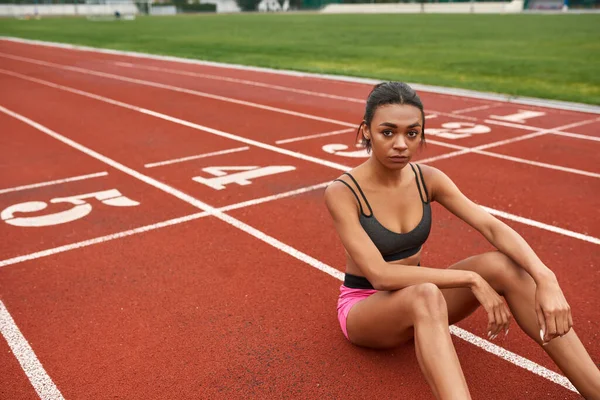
[424,165,573,343]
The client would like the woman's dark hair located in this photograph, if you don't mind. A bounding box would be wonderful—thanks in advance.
[357,82,426,152]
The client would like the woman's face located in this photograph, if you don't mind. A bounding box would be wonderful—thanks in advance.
[363,103,424,169]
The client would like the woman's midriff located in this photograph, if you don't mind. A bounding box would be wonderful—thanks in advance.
[344,249,422,278]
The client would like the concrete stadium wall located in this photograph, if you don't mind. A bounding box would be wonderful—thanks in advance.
[149,5,177,15]
[200,0,241,13]
[0,3,138,17]
[321,0,524,13]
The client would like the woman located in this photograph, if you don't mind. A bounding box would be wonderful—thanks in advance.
[324,82,600,399]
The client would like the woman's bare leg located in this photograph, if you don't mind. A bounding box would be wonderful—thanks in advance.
[346,283,471,400]
[440,251,600,399]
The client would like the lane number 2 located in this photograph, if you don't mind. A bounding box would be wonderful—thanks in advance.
[1,189,139,227]
[427,122,491,139]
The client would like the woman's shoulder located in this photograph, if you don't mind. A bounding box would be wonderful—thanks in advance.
[413,163,451,182]
[412,164,459,202]
[324,168,363,210]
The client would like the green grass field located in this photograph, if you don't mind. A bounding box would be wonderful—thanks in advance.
[1,13,599,105]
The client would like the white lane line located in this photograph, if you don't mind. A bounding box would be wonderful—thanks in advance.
[0,69,352,173]
[418,116,598,167]
[0,300,65,400]
[114,61,368,104]
[451,104,496,114]
[4,52,597,153]
[0,171,108,194]
[144,146,249,168]
[0,103,345,290]
[550,130,600,143]
[3,67,594,185]
[109,61,480,122]
[416,131,549,165]
[0,52,490,128]
[485,119,544,132]
[110,62,478,124]
[0,107,582,393]
[275,128,356,144]
[2,36,598,114]
[0,180,331,268]
[0,211,206,268]
[3,69,598,247]
[0,53,357,129]
[482,206,600,245]
[426,139,600,179]
[449,326,577,392]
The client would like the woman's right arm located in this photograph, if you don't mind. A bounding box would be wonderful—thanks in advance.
[324,181,479,291]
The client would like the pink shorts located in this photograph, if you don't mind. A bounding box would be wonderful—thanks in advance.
[337,285,378,340]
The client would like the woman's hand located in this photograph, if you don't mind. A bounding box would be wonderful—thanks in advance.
[535,277,573,345]
[470,274,512,340]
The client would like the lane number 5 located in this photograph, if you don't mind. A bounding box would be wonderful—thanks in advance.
[1,189,139,227]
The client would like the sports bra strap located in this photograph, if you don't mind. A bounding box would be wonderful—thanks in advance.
[333,179,366,216]
[415,164,430,203]
[333,173,374,216]
[410,164,430,204]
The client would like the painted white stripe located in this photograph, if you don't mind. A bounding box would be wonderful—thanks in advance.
[418,118,598,168]
[477,131,551,151]
[109,62,474,123]
[452,104,496,114]
[0,53,358,129]
[0,104,345,282]
[0,300,65,399]
[416,131,549,165]
[5,67,594,186]
[482,206,600,245]
[3,37,598,114]
[0,52,487,127]
[475,151,600,178]
[109,60,480,124]
[449,326,577,392]
[0,180,332,268]
[0,69,353,173]
[275,128,356,144]
[114,61,367,104]
[0,103,584,393]
[0,171,108,194]
[0,211,207,267]
[108,62,495,123]
[3,69,598,249]
[426,139,600,179]
[144,146,250,168]
[550,130,600,143]
[485,119,544,132]
[417,148,470,164]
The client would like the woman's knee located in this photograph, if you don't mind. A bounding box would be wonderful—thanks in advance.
[405,283,448,322]
[484,251,533,289]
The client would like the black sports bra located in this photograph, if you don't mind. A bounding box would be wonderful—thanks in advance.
[334,163,431,263]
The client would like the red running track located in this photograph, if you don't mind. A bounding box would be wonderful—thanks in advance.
[0,38,598,399]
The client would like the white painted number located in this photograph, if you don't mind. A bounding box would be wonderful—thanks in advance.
[193,166,296,190]
[490,110,546,124]
[427,122,491,139]
[1,189,139,227]
[322,143,370,158]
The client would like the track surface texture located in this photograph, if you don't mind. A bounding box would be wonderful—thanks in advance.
[1,38,598,400]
